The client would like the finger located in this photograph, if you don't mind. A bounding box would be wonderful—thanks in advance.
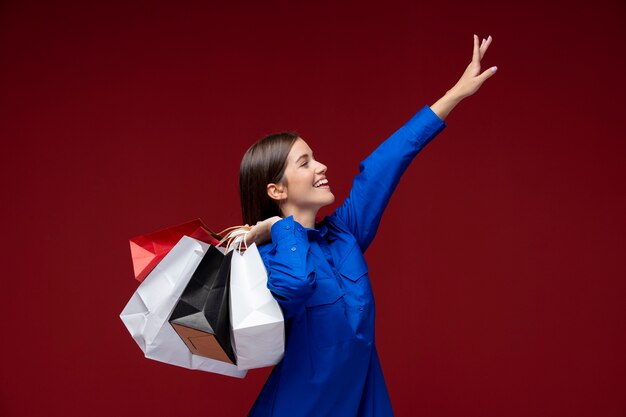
[480,35,493,58]
[478,65,498,83]
[472,34,480,63]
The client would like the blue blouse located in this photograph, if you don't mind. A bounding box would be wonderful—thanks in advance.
[248,105,447,417]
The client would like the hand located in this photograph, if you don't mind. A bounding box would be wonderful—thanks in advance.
[448,34,497,99]
[244,216,282,247]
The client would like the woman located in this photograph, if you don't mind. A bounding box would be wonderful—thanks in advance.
[240,35,497,417]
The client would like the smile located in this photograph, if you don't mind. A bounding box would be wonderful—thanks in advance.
[314,179,329,188]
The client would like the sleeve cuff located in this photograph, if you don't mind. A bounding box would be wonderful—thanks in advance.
[403,105,447,137]
[270,215,308,243]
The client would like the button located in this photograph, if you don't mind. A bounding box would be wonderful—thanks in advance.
[359,307,364,311]
[297,227,303,232]
[291,246,297,252]
[285,225,291,230]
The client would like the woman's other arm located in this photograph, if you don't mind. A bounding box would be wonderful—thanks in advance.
[246,216,316,319]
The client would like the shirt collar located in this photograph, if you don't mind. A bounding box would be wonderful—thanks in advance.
[308,220,329,237]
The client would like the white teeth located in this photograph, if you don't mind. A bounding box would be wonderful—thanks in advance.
[314,179,328,187]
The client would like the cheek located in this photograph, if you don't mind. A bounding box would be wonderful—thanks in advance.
[284,169,309,189]
[293,172,314,188]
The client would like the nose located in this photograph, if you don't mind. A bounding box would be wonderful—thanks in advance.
[316,161,327,174]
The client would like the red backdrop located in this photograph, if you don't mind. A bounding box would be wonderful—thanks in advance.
[1,1,625,416]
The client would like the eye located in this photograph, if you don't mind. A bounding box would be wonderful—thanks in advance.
[301,161,309,167]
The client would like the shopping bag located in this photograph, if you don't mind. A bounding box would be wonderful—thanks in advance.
[119,235,247,378]
[168,246,237,365]
[129,219,222,283]
[228,232,285,370]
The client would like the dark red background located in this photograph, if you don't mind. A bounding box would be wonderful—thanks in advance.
[1,1,624,416]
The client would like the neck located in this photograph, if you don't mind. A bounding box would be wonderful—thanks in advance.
[281,205,318,229]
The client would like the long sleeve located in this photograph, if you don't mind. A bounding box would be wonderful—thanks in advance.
[331,105,447,253]
[264,215,316,319]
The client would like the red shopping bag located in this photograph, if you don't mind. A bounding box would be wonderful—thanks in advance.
[129,219,223,283]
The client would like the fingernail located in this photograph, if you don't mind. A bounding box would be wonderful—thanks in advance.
[491,66,498,72]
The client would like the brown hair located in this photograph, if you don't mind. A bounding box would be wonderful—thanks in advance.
[239,132,300,225]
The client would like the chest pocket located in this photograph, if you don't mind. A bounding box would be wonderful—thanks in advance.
[305,276,355,348]
[336,243,374,307]
[338,243,369,282]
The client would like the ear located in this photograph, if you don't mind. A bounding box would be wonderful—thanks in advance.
[267,182,287,202]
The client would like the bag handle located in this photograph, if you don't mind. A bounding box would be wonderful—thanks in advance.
[217,226,251,253]
[216,225,247,238]
[229,233,249,254]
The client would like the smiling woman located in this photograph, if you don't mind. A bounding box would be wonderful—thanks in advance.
[238,34,497,417]
[239,132,300,227]
[266,138,335,227]
[240,135,335,230]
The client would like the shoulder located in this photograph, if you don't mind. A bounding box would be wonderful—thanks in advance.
[322,211,354,238]
[319,214,362,253]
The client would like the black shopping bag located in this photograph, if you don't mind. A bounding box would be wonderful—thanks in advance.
[169,245,236,365]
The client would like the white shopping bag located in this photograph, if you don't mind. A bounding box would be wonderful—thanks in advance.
[120,235,247,378]
[229,236,285,370]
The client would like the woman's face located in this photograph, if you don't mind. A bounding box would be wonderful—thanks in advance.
[272,138,335,213]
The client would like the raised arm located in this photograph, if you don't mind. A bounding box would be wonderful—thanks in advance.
[331,34,497,252]
[330,105,446,253]
[431,34,497,120]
